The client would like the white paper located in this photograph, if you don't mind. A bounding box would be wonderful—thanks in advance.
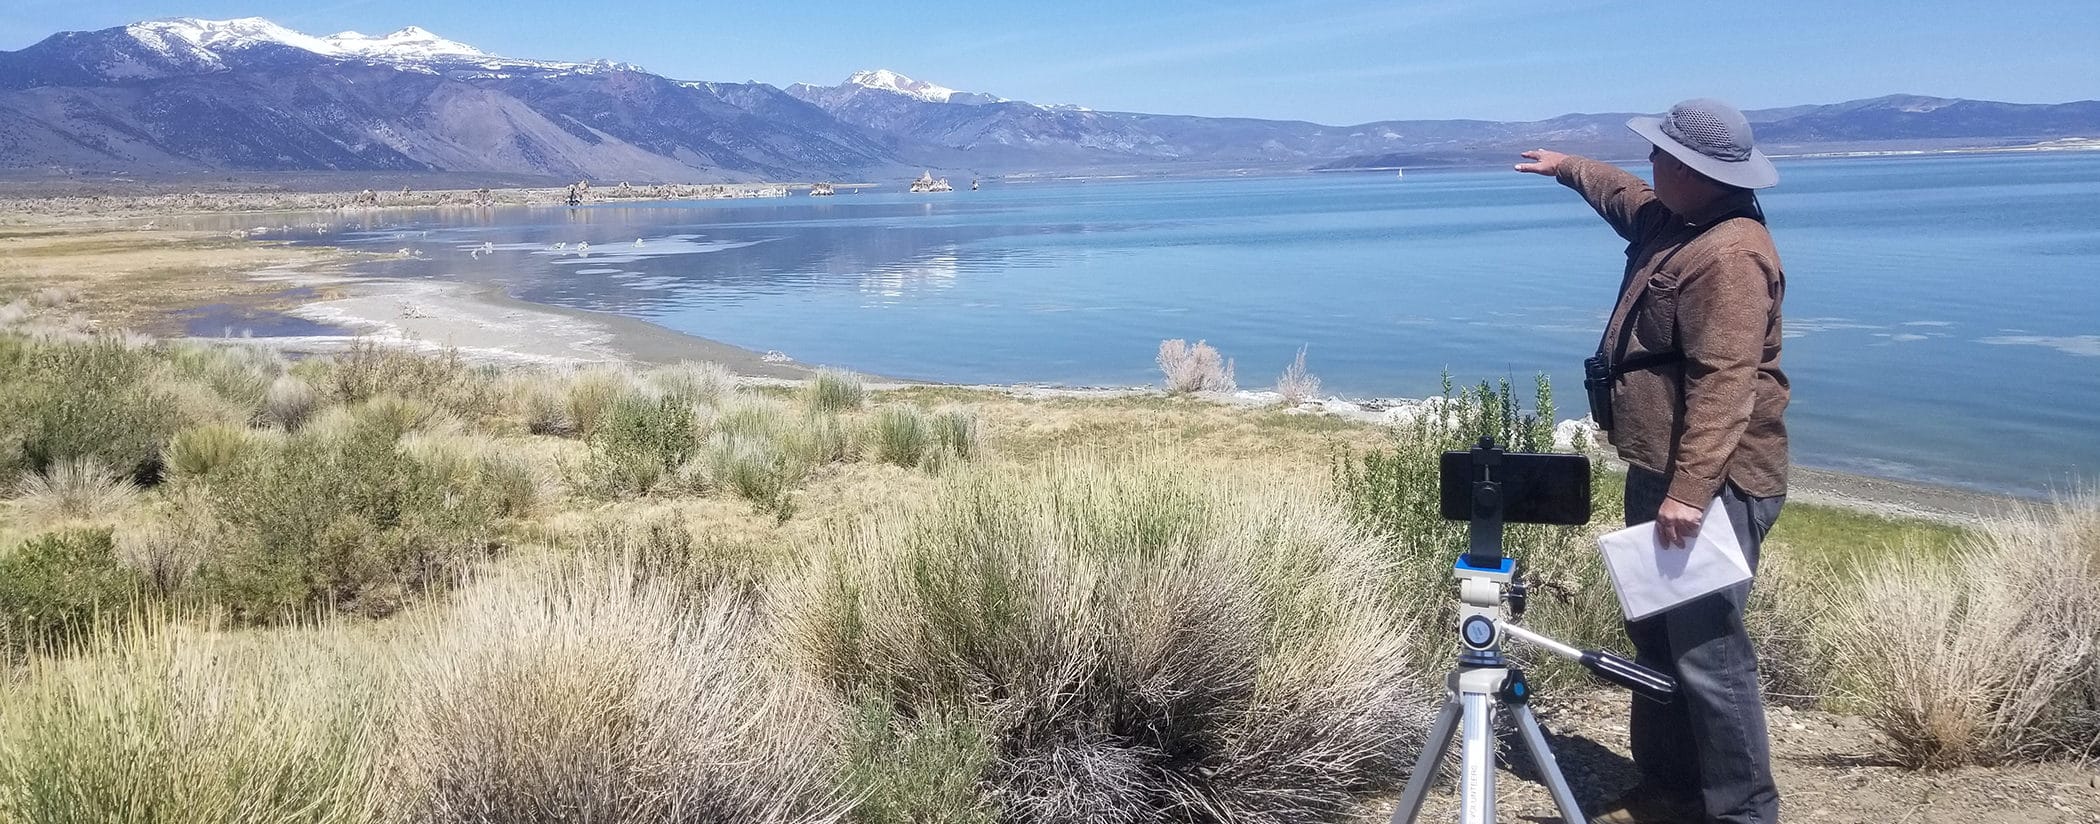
[1597,497,1752,621]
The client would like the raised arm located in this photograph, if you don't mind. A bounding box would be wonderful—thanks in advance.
[1515,151,1672,244]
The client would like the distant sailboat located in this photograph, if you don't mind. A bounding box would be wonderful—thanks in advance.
[1395,168,1405,179]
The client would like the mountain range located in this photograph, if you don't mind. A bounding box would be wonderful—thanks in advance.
[3,17,2096,183]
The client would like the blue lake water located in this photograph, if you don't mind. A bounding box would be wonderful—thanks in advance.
[215,152,2100,497]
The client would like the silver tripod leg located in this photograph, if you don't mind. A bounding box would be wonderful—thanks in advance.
[1390,699,1462,824]
[1457,692,1496,824]
[1511,703,1588,824]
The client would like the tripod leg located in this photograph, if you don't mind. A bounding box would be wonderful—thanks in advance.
[1458,692,1497,824]
[1511,704,1588,824]
[1390,698,1462,824]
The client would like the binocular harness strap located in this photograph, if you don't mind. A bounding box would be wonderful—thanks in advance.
[1597,208,1764,382]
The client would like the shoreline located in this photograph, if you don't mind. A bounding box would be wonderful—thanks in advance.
[233,267,2027,523]
[2,206,2036,524]
[250,273,823,379]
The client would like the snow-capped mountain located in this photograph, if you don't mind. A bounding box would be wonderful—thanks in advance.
[324,26,487,61]
[39,16,637,82]
[1,17,2095,181]
[124,17,342,63]
[845,69,1003,105]
[0,17,899,180]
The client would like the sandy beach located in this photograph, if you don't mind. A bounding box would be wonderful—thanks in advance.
[248,272,821,379]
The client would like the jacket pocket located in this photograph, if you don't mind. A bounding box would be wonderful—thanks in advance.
[1633,273,1680,353]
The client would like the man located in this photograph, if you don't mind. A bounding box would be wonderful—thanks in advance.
[1515,99,1790,824]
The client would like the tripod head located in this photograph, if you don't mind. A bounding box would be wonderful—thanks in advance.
[1438,437,1675,704]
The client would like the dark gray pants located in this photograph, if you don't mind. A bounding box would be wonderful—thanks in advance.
[1622,468,1782,824]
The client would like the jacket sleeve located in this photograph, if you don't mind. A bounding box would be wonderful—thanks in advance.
[1555,157,1671,245]
[1666,248,1779,506]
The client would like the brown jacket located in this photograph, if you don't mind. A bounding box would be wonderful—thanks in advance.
[1557,156,1790,505]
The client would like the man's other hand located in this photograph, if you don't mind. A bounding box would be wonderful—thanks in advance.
[1656,497,1704,549]
[1514,149,1571,176]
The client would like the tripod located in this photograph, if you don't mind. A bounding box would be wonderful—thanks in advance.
[1391,440,1676,824]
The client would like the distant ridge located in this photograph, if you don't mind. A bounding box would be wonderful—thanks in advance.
[2,17,2095,181]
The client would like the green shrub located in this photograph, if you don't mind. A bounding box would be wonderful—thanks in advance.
[0,529,140,654]
[646,361,735,408]
[323,340,459,403]
[868,406,933,468]
[312,341,502,428]
[782,460,1430,823]
[402,434,541,519]
[582,392,700,497]
[843,698,997,824]
[565,367,634,439]
[705,432,798,513]
[0,337,175,478]
[714,393,795,440]
[353,394,455,439]
[509,373,577,436]
[163,424,258,481]
[0,621,381,824]
[787,411,854,467]
[198,419,506,620]
[804,368,867,414]
[930,407,979,462]
[164,342,282,418]
[154,374,254,431]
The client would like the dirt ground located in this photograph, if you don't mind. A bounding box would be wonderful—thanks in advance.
[1403,688,2100,823]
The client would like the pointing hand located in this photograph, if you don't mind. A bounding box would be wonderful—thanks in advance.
[1514,149,1571,176]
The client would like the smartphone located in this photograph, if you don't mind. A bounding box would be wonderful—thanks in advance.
[1438,449,1592,526]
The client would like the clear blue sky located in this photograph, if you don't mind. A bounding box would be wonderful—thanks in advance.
[4,0,2095,124]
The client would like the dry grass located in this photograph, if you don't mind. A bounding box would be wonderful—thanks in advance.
[1276,345,1322,405]
[389,557,847,824]
[0,300,30,329]
[162,424,261,481]
[112,495,222,597]
[867,405,934,468]
[11,458,140,526]
[778,457,1433,823]
[1157,338,1237,394]
[804,368,868,414]
[0,225,343,333]
[0,620,382,824]
[565,366,637,439]
[1826,495,2100,768]
[263,374,320,430]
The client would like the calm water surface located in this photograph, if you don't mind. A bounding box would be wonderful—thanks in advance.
[200,153,2100,497]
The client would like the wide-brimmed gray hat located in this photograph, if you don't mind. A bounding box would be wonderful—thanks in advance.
[1627,98,1779,189]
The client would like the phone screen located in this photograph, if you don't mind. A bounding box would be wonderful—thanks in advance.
[1438,450,1592,526]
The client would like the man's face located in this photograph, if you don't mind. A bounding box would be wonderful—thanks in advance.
[1649,145,1691,214]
